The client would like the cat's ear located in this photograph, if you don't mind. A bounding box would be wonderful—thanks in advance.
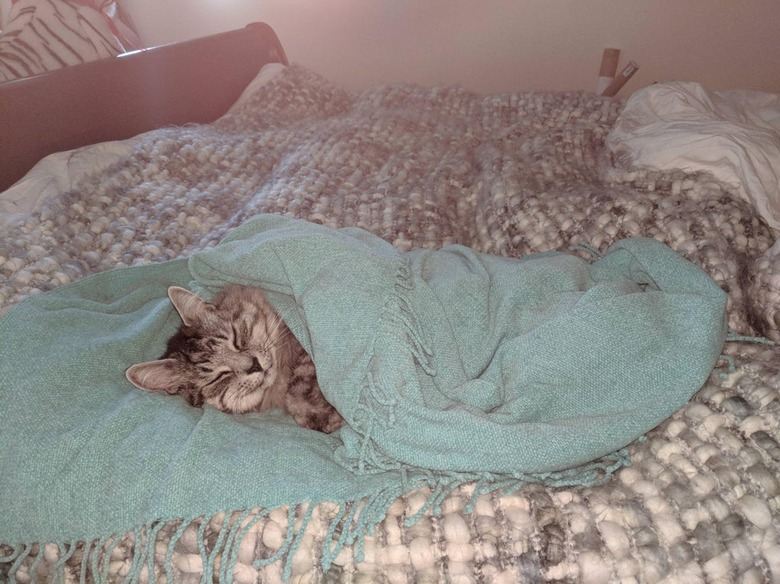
[126,359,181,395]
[167,286,212,327]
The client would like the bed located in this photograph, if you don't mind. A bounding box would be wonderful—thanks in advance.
[2,22,780,584]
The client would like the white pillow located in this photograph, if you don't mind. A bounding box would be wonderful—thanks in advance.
[607,82,780,234]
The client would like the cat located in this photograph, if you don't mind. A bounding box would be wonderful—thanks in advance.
[125,285,343,433]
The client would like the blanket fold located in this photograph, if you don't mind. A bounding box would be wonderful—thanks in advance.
[0,214,727,550]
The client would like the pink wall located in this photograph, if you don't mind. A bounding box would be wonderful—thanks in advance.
[123,0,780,96]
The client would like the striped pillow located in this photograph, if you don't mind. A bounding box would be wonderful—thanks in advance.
[0,0,140,82]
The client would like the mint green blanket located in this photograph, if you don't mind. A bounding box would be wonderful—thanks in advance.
[0,215,726,562]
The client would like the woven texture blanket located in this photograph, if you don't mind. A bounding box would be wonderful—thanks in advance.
[1,66,778,339]
[1,65,779,582]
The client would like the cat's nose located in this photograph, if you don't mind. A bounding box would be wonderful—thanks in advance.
[248,357,264,374]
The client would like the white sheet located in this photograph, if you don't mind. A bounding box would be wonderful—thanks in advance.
[0,63,287,223]
[0,139,138,219]
[606,82,780,233]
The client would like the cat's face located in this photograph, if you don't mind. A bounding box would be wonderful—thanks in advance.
[126,286,291,413]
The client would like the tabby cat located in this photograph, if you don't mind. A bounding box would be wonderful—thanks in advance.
[125,285,343,433]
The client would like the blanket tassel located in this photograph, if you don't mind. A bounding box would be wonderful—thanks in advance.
[3,462,636,584]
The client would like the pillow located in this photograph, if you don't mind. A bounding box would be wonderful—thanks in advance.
[606,82,780,234]
[0,0,140,81]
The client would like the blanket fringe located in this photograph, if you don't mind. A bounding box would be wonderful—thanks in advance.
[338,257,436,474]
[569,242,603,261]
[725,329,776,346]
[0,454,631,584]
[716,329,776,379]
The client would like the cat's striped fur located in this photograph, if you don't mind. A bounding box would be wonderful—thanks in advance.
[126,285,343,433]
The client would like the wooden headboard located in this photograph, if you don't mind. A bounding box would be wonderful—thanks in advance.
[0,22,288,193]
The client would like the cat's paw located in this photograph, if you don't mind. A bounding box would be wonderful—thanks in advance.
[289,403,344,433]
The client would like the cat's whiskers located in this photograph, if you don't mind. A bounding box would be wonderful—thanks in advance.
[265,313,289,340]
[269,328,295,351]
[270,338,297,354]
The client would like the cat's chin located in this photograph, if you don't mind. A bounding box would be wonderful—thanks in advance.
[220,389,266,414]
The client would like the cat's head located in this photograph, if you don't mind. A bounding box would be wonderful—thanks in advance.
[126,285,291,413]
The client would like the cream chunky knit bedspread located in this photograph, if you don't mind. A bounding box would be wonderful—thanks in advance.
[2,65,780,583]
